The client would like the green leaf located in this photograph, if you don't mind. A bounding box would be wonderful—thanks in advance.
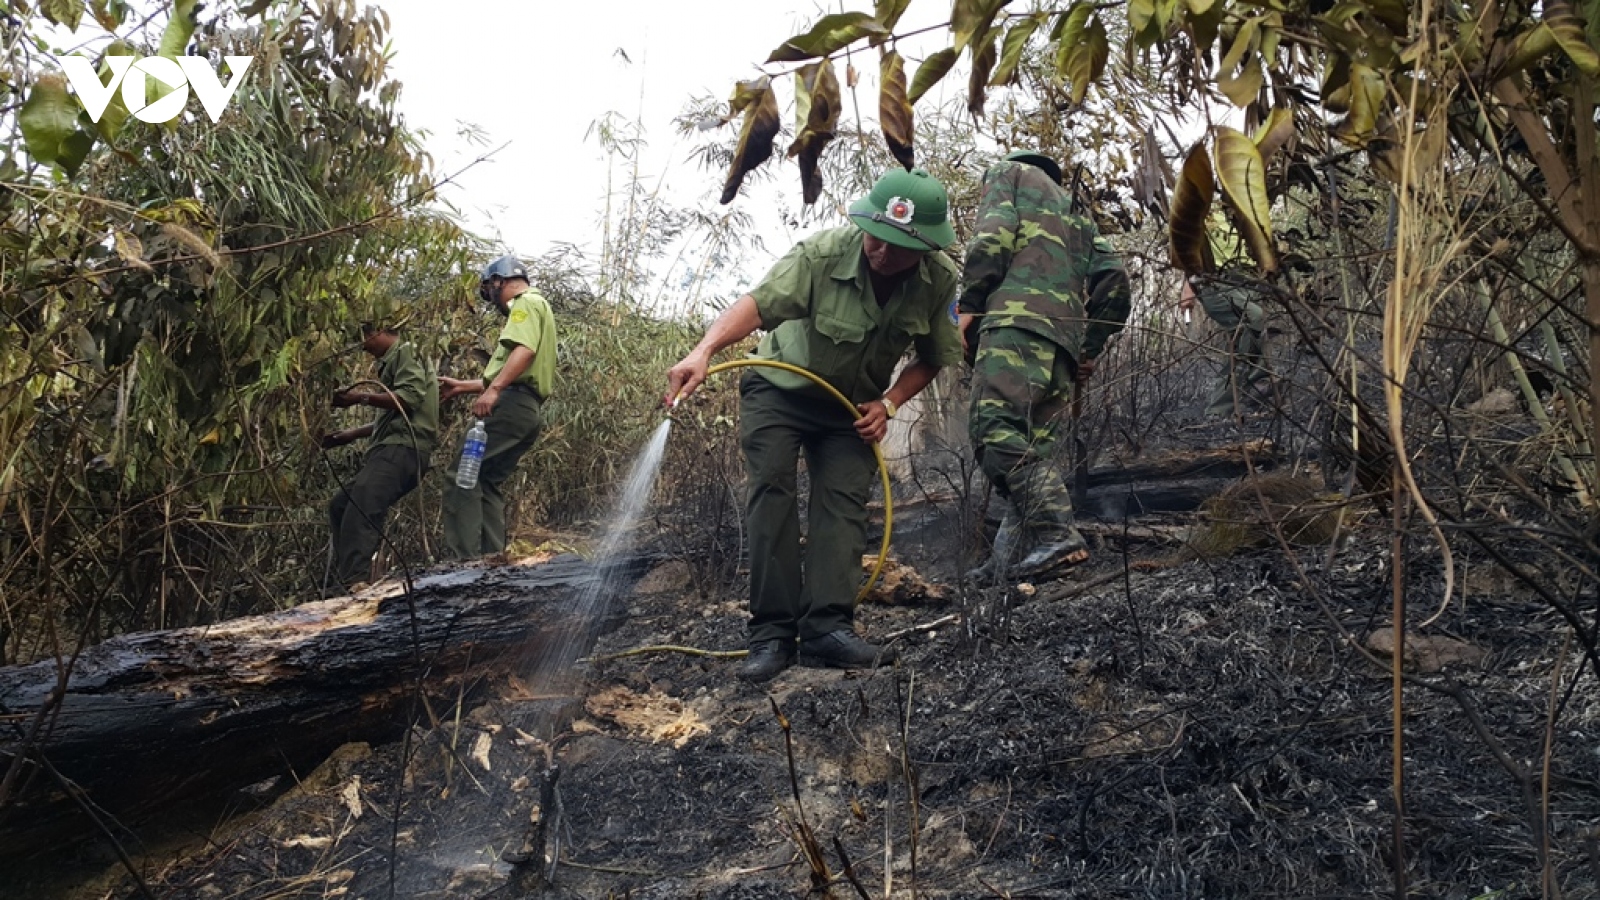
[1185,0,1223,54]
[1054,4,1108,104]
[1128,0,1176,45]
[789,60,841,204]
[766,12,889,63]
[20,74,85,169]
[990,15,1043,87]
[93,41,136,145]
[909,47,959,104]
[1252,106,1296,161]
[1321,54,1352,111]
[968,31,999,116]
[56,128,96,177]
[719,77,780,204]
[952,0,1009,54]
[1218,17,1262,107]
[1128,0,1155,36]
[42,0,84,30]
[159,0,200,58]
[1586,0,1600,58]
[1498,24,1560,81]
[1362,0,1409,34]
[873,0,913,41]
[1214,127,1276,273]
[880,51,915,169]
[1169,142,1216,274]
[1544,0,1600,76]
[1333,63,1385,146]
[723,78,766,122]
[90,0,129,31]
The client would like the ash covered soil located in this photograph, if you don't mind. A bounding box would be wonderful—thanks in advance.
[56,488,1600,900]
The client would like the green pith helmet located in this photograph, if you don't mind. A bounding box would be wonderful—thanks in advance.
[848,168,956,250]
[1004,150,1063,186]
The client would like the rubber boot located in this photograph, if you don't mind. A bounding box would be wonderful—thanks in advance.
[964,507,1022,584]
[1016,507,1089,578]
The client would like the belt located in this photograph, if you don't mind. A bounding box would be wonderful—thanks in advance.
[502,382,542,400]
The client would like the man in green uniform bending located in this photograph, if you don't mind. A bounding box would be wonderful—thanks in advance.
[439,255,557,558]
[959,151,1131,582]
[322,318,440,588]
[665,168,963,683]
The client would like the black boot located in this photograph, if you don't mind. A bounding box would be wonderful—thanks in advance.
[1016,511,1089,578]
[739,639,797,682]
[964,508,1022,583]
[798,630,895,669]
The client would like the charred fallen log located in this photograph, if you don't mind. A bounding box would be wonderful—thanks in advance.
[0,553,650,860]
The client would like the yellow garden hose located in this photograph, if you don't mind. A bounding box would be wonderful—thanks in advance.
[693,358,893,604]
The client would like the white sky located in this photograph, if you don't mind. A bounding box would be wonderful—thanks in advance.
[377,0,955,285]
[40,1,969,308]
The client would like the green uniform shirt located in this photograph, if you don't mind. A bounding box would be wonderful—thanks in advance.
[370,340,439,457]
[483,286,557,399]
[958,160,1132,360]
[748,226,962,404]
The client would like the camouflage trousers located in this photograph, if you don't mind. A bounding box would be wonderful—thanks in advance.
[968,326,1077,524]
[1196,282,1269,416]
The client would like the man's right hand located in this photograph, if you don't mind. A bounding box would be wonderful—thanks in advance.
[438,376,478,401]
[320,431,351,450]
[664,352,709,408]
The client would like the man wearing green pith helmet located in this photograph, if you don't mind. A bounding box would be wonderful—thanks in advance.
[664,168,963,683]
[959,150,1132,583]
[439,255,557,558]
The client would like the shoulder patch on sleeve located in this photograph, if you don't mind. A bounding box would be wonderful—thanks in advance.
[510,309,529,324]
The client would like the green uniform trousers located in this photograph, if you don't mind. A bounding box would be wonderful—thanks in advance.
[329,444,425,586]
[442,387,543,558]
[968,327,1078,522]
[739,373,876,644]
[1196,282,1269,416]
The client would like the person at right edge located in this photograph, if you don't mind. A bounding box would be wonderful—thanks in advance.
[959,151,1131,583]
[439,255,557,559]
[664,168,963,683]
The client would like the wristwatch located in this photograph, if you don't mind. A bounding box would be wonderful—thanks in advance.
[882,397,899,419]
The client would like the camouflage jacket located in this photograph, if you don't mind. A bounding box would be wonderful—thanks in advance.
[958,160,1132,360]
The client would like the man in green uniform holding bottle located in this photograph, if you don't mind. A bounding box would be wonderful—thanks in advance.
[322,318,440,588]
[439,255,557,558]
[665,168,963,682]
[959,151,1131,582]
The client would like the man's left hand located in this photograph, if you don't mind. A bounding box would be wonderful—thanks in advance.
[1075,357,1096,384]
[472,386,501,419]
[331,389,360,408]
[854,400,890,444]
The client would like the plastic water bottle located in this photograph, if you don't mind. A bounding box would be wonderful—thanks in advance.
[455,420,487,489]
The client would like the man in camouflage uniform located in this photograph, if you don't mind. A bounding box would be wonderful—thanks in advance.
[1181,217,1272,416]
[321,318,439,588]
[665,168,963,683]
[959,151,1131,581]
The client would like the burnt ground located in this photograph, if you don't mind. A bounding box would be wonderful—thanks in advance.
[22,469,1600,900]
[11,340,1600,899]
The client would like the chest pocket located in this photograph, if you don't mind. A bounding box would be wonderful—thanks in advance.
[889,306,930,346]
[808,310,871,386]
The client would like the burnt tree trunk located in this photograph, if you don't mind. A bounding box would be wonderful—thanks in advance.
[0,553,649,860]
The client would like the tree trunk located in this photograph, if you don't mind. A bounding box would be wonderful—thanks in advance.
[0,553,650,860]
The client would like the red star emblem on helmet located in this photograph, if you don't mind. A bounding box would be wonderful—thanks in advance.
[885,196,916,224]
